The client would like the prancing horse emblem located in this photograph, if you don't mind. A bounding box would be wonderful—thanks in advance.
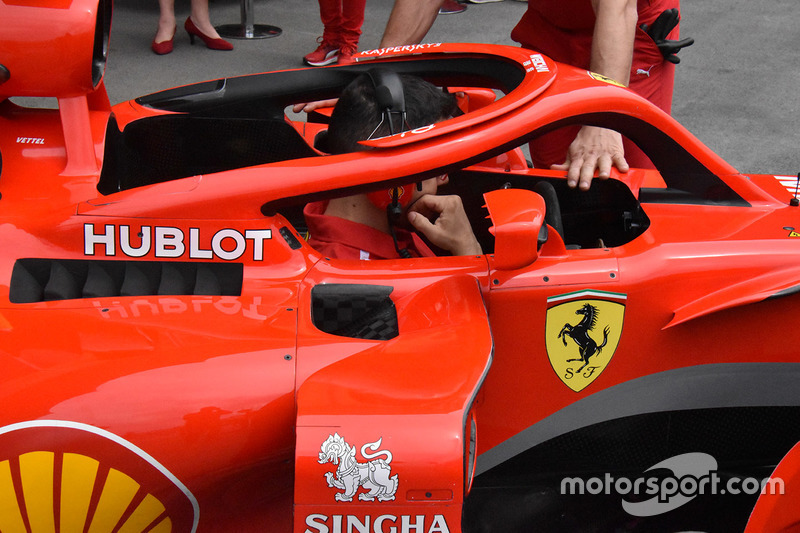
[558,303,610,372]
[545,291,626,392]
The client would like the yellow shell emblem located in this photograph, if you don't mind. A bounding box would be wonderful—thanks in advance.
[0,451,171,533]
[546,291,626,392]
[0,421,198,532]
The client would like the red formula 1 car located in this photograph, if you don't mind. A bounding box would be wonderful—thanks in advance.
[1,1,799,532]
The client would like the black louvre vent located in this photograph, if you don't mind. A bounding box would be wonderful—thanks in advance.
[9,259,243,303]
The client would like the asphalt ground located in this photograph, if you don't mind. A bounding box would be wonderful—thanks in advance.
[99,0,800,175]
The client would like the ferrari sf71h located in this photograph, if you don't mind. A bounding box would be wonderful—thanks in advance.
[0,1,798,531]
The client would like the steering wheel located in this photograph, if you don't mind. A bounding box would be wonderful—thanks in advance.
[533,180,564,240]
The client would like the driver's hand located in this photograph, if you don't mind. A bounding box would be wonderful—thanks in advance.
[551,125,629,190]
[292,98,339,114]
[407,195,482,256]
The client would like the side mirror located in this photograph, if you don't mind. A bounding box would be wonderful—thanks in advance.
[483,188,546,270]
[0,0,111,98]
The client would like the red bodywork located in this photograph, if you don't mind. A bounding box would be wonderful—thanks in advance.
[1,1,798,531]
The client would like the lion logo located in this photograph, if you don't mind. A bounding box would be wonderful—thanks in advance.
[318,433,399,502]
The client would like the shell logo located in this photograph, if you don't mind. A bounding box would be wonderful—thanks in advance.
[0,420,198,532]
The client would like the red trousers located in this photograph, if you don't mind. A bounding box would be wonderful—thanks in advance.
[317,0,367,46]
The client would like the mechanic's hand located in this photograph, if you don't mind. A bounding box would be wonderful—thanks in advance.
[551,126,629,190]
[640,8,694,64]
[407,195,482,256]
[292,98,339,114]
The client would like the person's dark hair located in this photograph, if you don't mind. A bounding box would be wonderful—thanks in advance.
[326,73,458,155]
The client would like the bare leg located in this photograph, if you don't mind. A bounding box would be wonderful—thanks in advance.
[189,0,223,39]
[155,0,176,42]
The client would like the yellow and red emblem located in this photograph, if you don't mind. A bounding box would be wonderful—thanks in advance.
[545,290,626,392]
[588,71,626,87]
[0,421,198,533]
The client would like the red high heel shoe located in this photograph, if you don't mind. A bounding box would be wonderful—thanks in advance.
[151,25,176,55]
[184,17,233,51]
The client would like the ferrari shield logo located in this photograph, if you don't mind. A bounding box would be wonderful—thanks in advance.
[546,290,626,392]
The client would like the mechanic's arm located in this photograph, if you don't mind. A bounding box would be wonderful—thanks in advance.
[552,0,637,190]
[407,195,482,256]
[379,0,444,47]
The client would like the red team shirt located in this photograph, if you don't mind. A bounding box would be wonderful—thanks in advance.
[304,201,435,260]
